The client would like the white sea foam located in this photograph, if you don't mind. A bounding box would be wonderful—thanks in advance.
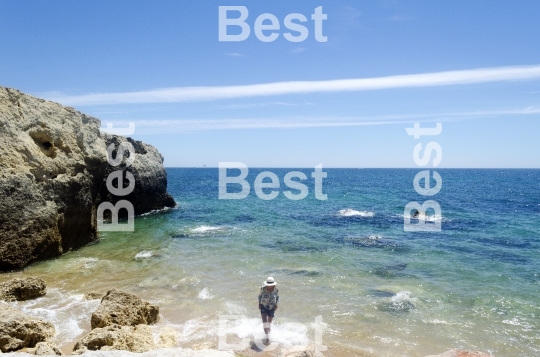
[339,208,375,217]
[135,251,154,259]
[198,287,213,300]
[139,206,177,217]
[192,226,220,233]
[190,225,226,234]
[402,212,449,222]
[392,291,417,303]
[9,288,100,346]
[225,316,311,349]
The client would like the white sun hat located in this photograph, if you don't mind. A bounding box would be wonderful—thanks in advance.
[264,276,277,286]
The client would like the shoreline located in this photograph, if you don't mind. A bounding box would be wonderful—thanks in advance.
[1,279,493,357]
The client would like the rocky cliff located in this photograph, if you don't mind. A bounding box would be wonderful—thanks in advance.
[0,86,176,271]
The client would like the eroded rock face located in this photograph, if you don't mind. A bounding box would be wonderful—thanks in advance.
[426,350,493,357]
[23,341,64,356]
[0,277,46,301]
[91,289,160,329]
[0,305,55,352]
[0,86,175,271]
[72,324,156,354]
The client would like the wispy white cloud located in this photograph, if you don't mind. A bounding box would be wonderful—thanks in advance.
[226,53,243,57]
[41,65,540,106]
[100,106,540,134]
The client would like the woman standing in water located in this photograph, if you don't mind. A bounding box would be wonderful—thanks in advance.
[258,276,279,344]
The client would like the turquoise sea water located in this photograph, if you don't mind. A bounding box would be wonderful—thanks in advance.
[3,168,540,356]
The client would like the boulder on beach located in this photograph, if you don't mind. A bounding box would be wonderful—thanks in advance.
[72,324,156,354]
[0,86,176,271]
[0,305,55,353]
[91,289,160,329]
[426,350,493,357]
[0,277,46,302]
[23,341,63,356]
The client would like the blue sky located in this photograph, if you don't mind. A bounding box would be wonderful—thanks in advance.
[1,1,539,168]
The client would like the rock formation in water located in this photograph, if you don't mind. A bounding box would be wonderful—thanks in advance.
[0,86,176,271]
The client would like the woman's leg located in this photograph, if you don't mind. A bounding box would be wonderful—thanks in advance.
[261,312,268,334]
[266,316,273,334]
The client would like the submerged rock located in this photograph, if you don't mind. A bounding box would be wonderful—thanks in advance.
[0,306,55,352]
[72,324,156,354]
[0,86,175,271]
[0,277,46,301]
[91,289,160,329]
[373,263,407,277]
[426,350,493,357]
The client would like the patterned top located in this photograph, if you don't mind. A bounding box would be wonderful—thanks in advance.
[258,286,280,310]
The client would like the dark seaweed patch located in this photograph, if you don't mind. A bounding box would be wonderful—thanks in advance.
[377,299,415,313]
[260,240,328,253]
[476,237,531,249]
[342,236,401,249]
[368,289,396,298]
[273,268,322,277]
[373,263,407,277]
[234,214,256,223]
[171,233,189,238]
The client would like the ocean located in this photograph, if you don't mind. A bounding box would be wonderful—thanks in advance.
[2,168,540,357]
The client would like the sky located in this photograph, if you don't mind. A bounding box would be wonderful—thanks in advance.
[1,1,539,168]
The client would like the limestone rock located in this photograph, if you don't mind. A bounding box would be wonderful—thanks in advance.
[0,305,55,352]
[91,289,159,329]
[426,350,493,357]
[0,277,46,301]
[24,341,63,356]
[0,86,176,271]
[72,324,156,354]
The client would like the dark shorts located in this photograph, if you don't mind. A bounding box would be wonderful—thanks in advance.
[260,306,275,317]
